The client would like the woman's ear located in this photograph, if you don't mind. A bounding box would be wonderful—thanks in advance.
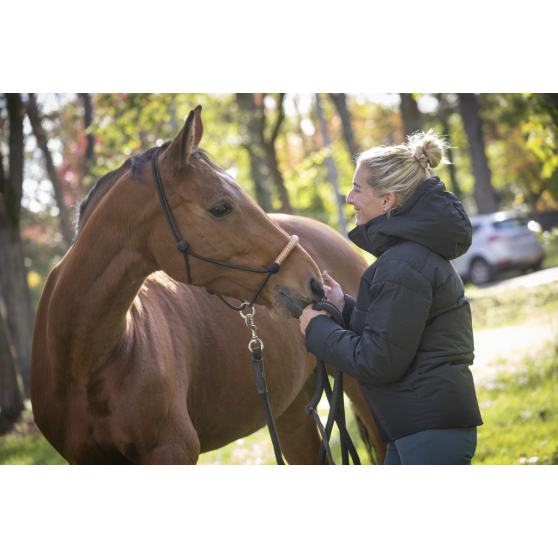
[384,193,397,211]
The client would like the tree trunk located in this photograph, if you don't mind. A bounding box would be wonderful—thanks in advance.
[529,191,542,216]
[400,94,423,138]
[236,94,274,212]
[315,94,347,237]
[0,298,24,421]
[265,141,292,212]
[78,92,95,189]
[261,94,293,214]
[435,94,463,200]
[458,93,499,214]
[236,94,293,214]
[26,93,74,246]
[0,227,34,395]
[329,93,359,160]
[0,94,35,395]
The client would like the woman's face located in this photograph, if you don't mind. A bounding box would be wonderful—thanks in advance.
[347,165,391,226]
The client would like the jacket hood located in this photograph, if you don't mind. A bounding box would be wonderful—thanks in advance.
[348,176,472,260]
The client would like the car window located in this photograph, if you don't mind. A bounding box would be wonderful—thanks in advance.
[471,224,482,235]
[493,217,529,229]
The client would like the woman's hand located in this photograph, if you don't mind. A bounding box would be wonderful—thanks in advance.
[322,270,345,312]
[299,305,329,335]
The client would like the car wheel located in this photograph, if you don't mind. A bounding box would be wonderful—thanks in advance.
[470,258,493,285]
[532,261,543,272]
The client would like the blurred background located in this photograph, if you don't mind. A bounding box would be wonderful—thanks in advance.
[1,92,557,465]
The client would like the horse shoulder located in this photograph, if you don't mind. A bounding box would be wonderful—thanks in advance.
[129,273,195,379]
[30,262,66,447]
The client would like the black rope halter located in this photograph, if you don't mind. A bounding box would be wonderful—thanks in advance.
[151,147,298,310]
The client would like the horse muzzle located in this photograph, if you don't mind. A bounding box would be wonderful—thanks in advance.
[273,277,325,320]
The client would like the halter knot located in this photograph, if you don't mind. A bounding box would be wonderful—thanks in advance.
[176,240,189,253]
[267,262,280,274]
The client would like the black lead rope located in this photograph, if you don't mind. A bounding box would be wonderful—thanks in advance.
[248,300,361,465]
[252,346,286,465]
[305,300,361,465]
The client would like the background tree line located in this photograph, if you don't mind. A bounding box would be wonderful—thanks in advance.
[1,92,557,422]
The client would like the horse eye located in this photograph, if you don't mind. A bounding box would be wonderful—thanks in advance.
[209,202,232,218]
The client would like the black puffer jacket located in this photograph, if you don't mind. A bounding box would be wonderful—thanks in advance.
[305,176,483,442]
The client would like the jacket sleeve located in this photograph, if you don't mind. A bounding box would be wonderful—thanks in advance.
[305,259,433,385]
[341,293,356,330]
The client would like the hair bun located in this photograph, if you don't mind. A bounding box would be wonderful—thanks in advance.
[408,130,447,169]
[355,129,453,206]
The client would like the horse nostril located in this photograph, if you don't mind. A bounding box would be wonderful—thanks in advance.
[309,276,324,302]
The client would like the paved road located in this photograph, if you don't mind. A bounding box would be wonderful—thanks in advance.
[472,315,558,387]
[471,265,558,387]
[478,266,558,291]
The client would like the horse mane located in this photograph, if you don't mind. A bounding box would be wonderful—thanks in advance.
[76,142,214,236]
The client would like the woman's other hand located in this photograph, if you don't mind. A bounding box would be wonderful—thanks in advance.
[299,305,329,335]
[323,270,345,311]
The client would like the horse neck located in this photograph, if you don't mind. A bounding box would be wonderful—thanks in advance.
[48,193,156,375]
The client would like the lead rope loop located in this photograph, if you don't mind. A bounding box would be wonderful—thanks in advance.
[305,300,361,465]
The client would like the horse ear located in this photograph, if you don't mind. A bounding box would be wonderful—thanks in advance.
[165,109,196,171]
[193,105,203,145]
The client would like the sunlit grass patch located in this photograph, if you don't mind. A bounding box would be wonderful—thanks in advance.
[0,408,67,465]
[473,344,558,465]
[198,427,276,465]
[541,228,558,270]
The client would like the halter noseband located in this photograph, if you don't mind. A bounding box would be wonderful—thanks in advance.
[151,147,299,311]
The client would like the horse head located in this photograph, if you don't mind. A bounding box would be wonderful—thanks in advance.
[144,106,323,319]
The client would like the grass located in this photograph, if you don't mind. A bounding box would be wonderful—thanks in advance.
[473,344,558,465]
[541,228,558,270]
[0,405,67,465]
[467,282,558,330]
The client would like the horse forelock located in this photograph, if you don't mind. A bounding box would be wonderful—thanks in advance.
[76,143,214,235]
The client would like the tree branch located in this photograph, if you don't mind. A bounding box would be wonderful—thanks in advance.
[0,136,5,200]
[26,93,74,246]
[328,93,358,159]
[259,94,267,145]
[269,93,286,144]
[78,93,94,172]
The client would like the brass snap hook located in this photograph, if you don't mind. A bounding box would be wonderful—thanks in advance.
[239,303,254,320]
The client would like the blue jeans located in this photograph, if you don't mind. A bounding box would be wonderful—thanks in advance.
[384,427,477,465]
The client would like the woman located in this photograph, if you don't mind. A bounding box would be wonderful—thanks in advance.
[300,131,483,465]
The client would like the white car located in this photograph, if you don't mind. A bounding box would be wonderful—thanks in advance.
[452,211,545,285]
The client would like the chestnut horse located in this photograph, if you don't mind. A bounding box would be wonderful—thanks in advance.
[30,107,386,464]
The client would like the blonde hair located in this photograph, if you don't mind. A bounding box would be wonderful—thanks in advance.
[356,130,450,209]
